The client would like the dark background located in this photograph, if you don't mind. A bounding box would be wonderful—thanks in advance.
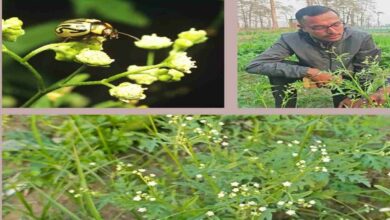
[3,0,224,107]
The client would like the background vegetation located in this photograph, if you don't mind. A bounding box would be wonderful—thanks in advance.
[3,115,390,219]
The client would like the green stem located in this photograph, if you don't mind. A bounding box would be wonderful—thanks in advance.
[72,145,103,220]
[15,191,38,219]
[21,63,165,107]
[21,81,104,108]
[3,45,46,91]
[58,65,87,85]
[102,63,164,83]
[23,43,58,61]
[147,51,155,65]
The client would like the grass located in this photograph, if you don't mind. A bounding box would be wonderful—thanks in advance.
[238,29,390,108]
[2,115,390,219]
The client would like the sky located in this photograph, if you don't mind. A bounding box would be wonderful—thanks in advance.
[278,0,390,26]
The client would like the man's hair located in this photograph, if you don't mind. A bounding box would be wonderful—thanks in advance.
[295,6,339,24]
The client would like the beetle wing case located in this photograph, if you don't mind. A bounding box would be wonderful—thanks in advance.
[55,19,102,38]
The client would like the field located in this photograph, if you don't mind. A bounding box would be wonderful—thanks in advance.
[2,115,390,219]
[238,29,390,108]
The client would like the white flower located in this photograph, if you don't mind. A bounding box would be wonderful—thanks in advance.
[277,201,285,206]
[109,82,147,102]
[196,174,203,179]
[292,153,298,157]
[75,49,114,66]
[206,211,215,217]
[277,140,284,144]
[287,143,293,147]
[286,210,296,215]
[89,162,96,166]
[387,172,390,177]
[68,189,75,194]
[127,67,160,85]
[231,182,240,187]
[137,207,147,213]
[221,142,229,146]
[258,207,267,212]
[166,52,197,73]
[232,188,239,192]
[322,156,331,163]
[282,181,292,187]
[248,201,257,206]
[379,207,390,212]
[253,183,260,188]
[217,191,225,198]
[309,200,316,205]
[292,140,300,144]
[133,195,142,201]
[147,181,157,186]
[135,33,172,49]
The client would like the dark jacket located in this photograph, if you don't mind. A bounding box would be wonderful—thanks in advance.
[245,27,381,79]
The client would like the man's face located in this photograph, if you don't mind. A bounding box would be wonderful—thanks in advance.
[298,11,344,42]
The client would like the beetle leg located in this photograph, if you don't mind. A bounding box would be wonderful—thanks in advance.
[62,37,71,43]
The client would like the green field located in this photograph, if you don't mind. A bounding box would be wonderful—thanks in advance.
[238,29,390,108]
[2,115,390,219]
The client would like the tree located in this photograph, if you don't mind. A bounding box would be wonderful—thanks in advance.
[270,0,279,29]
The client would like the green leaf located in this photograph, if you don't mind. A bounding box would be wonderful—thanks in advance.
[374,185,390,197]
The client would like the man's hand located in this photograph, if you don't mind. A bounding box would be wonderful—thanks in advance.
[306,68,335,87]
[338,88,389,108]
[338,98,367,108]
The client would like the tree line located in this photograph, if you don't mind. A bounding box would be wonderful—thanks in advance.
[238,0,383,29]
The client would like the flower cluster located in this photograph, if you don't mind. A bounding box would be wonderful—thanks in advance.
[174,28,208,51]
[109,82,147,103]
[68,187,98,198]
[167,116,229,147]
[2,17,25,42]
[134,33,173,50]
[131,190,156,202]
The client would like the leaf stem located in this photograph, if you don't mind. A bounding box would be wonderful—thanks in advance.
[3,45,46,91]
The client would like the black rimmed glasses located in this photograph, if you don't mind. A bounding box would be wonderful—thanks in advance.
[309,21,344,31]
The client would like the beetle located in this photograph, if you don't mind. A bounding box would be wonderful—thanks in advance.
[55,18,138,41]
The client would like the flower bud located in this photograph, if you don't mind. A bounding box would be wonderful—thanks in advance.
[75,49,114,66]
[173,38,194,51]
[51,41,104,62]
[158,74,172,81]
[109,82,147,102]
[2,17,25,42]
[167,69,185,81]
[178,28,207,44]
[134,34,173,50]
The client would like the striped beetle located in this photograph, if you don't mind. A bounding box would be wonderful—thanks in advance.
[55,18,138,41]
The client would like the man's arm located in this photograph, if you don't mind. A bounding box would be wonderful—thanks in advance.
[245,37,310,78]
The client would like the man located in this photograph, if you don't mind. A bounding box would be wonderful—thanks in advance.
[246,5,388,108]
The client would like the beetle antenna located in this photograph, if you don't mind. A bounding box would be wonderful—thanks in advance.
[118,32,140,41]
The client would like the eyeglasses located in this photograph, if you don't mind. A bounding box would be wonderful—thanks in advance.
[309,21,344,31]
